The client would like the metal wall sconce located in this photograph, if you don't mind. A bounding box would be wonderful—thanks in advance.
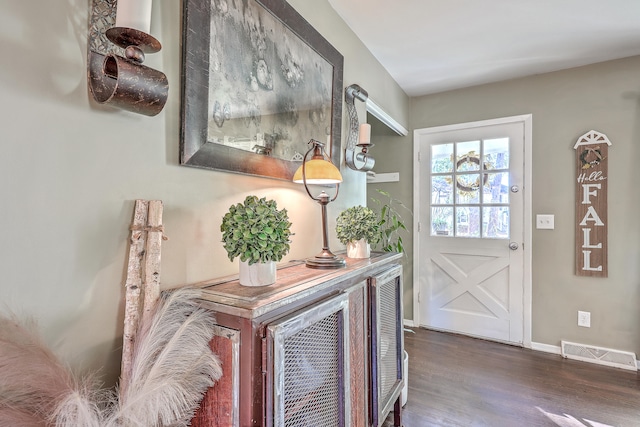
[87,0,168,116]
[345,84,375,171]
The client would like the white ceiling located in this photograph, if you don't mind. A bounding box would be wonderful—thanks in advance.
[328,0,640,97]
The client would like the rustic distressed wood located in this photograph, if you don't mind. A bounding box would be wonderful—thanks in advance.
[191,253,402,319]
[191,325,240,427]
[141,200,163,326]
[574,131,610,277]
[120,199,149,394]
[188,252,403,427]
[348,282,368,427]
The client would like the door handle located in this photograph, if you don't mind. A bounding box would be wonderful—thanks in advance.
[509,242,519,250]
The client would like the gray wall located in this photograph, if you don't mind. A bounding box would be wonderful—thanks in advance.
[0,0,408,386]
[5,0,635,386]
[405,56,640,353]
[366,116,413,319]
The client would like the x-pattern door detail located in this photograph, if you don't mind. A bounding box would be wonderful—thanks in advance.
[416,118,526,344]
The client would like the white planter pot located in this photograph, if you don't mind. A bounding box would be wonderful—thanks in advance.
[239,260,276,287]
[346,238,370,259]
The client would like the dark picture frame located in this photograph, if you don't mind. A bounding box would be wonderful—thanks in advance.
[180,0,344,181]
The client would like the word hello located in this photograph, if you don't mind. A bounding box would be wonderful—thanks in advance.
[577,171,606,184]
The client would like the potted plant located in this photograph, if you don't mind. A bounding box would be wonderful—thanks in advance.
[335,205,380,258]
[221,196,292,286]
[370,189,411,253]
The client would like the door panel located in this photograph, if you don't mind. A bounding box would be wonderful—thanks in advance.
[426,244,512,341]
[415,118,526,344]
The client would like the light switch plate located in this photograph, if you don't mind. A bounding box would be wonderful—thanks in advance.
[578,311,591,328]
[536,214,554,229]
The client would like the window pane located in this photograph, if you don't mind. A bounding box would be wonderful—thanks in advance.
[432,143,453,173]
[456,174,480,204]
[431,176,453,204]
[483,172,509,203]
[456,206,480,238]
[484,138,509,170]
[431,207,453,236]
[483,207,509,239]
[429,136,511,240]
[456,141,481,172]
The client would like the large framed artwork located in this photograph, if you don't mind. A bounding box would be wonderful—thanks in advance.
[180,0,344,181]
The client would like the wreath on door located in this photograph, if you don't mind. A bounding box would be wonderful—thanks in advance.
[450,152,490,193]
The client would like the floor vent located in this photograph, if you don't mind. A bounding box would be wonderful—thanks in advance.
[561,340,637,371]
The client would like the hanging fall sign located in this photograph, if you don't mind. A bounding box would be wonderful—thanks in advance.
[574,130,610,277]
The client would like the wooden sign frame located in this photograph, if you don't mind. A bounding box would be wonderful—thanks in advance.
[574,130,610,277]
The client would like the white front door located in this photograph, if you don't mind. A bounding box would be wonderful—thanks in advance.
[413,116,531,345]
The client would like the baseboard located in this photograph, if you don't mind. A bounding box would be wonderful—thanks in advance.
[403,319,415,328]
[531,341,562,355]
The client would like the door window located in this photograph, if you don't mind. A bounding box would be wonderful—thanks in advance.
[430,137,510,238]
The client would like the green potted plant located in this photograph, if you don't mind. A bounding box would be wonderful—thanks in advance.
[335,205,380,258]
[220,195,292,286]
[370,189,411,253]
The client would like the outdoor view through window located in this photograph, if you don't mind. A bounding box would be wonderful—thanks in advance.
[430,138,510,238]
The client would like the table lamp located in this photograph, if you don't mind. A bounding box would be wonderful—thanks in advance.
[293,140,346,269]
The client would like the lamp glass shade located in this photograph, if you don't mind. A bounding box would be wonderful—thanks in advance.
[293,159,343,184]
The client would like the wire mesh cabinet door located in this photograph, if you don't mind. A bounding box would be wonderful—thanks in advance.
[369,265,404,427]
[266,293,351,427]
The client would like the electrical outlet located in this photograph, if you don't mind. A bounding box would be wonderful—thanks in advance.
[578,311,591,328]
[536,214,555,229]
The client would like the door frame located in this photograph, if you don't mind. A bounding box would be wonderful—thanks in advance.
[412,114,533,348]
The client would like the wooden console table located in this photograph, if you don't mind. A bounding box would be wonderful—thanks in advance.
[187,252,404,427]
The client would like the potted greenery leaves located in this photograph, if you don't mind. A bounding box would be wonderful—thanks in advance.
[335,205,380,258]
[370,189,410,253]
[221,196,292,286]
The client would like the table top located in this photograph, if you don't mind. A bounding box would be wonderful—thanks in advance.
[186,252,402,319]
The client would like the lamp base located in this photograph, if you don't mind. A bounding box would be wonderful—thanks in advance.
[305,251,346,269]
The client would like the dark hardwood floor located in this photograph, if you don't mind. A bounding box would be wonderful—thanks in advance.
[386,328,640,427]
